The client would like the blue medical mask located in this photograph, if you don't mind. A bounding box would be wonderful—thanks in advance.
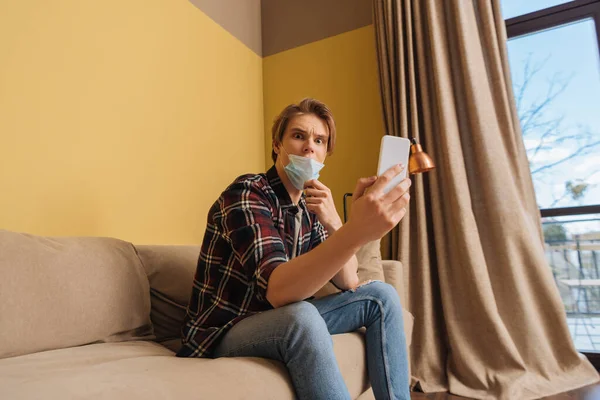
[280,147,325,190]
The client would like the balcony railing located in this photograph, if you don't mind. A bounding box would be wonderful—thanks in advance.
[542,213,600,351]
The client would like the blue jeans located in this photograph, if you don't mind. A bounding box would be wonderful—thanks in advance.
[212,281,410,400]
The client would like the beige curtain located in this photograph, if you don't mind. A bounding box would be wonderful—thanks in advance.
[373,0,599,398]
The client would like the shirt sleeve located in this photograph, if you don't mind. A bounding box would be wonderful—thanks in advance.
[214,180,287,306]
[309,218,329,251]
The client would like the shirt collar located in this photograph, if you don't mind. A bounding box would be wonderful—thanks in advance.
[266,165,306,210]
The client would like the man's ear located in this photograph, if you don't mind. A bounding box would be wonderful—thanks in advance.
[273,141,280,155]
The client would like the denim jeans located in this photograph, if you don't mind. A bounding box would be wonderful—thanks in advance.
[212,281,410,400]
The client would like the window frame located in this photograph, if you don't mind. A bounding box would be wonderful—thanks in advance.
[505,0,600,369]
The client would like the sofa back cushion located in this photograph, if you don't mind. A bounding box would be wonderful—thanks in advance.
[0,230,153,359]
[135,245,199,346]
[135,241,384,349]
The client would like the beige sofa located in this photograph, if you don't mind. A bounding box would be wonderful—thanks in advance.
[0,229,413,399]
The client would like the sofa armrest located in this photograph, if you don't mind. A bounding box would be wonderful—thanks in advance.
[382,259,414,387]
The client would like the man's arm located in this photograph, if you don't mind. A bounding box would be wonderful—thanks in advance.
[302,179,359,291]
[266,166,411,308]
[266,222,363,308]
[321,220,359,291]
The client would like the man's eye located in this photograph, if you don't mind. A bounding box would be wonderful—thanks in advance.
[294,134,303,139]
[315,139,324,144]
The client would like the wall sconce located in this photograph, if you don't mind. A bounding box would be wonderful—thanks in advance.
[408,138,435,175]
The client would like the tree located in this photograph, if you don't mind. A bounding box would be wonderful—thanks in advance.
[513,54,600,208]
[549,179,591,207]
[543,223,567,243]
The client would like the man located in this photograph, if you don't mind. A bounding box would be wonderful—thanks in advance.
[178,98,411,400]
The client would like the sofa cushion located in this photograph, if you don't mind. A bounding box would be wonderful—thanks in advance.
[314,239,385,298]
[355,239,385,281]
[136,242,388,348]
[0,333,369,400]
[0,230,153,360]
[135,245,199,344]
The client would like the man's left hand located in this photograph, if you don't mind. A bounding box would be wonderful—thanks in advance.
[304,179,343,231]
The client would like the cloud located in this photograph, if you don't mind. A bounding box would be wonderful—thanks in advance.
[572,158,600,180]
[529,147,573,164]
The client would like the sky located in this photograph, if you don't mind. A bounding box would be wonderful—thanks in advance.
[501,0,600,235]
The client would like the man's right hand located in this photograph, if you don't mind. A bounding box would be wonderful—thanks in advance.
[265,164,410,308]
[346,164,412,245]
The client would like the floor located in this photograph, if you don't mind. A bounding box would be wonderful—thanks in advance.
[410,383,600,399]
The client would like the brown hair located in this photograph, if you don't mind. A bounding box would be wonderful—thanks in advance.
[271,98,337,164]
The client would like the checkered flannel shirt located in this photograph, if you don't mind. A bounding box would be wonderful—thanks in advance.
[177,166,328,358]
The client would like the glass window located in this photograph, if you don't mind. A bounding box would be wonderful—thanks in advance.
[542,214,600,351]
[506,19,600,209]
[506,8,600,353]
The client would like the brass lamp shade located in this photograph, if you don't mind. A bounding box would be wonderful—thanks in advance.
[408,138,435,175]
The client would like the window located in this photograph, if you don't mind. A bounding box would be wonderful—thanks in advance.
[507,19,600,210]
[503,0,600,359]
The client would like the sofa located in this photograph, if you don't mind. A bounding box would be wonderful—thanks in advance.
[0,229,414,399]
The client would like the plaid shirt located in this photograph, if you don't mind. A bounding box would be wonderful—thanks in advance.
[177,166,328,358]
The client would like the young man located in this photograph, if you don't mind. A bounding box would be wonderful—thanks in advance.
[178,98,411,400]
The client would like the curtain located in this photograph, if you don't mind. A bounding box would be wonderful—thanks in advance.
[372,0,599,398]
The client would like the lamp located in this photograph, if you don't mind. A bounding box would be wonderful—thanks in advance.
[408,138,435,175]
[342,137,435,222]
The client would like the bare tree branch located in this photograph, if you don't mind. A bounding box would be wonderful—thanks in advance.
[520,75,572,134]
[514,53,548,116]
[513,53,599,208]
[531,140,600,175]
[529,117,563,160]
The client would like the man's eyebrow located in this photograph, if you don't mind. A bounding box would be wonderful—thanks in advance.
[289,127,308,133]
[289,127,329,137]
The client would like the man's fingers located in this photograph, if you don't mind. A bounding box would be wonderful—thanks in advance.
[304,188,327,198]
[304,179,327,190]
[370,164,406,194]
[389,191,411,215]
[383,178,412,202]
[353,176,377,200]
[393,206,408,223]
[305,196,323,204]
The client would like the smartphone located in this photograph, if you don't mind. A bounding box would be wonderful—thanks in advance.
[377,135,410,194]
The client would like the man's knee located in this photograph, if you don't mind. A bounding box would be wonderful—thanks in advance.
[360,281,402,307]
[279,302,328,332]
[278,302,331,348]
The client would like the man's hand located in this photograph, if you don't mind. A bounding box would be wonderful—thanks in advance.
[346,164,411,245]
[304,179,343,232]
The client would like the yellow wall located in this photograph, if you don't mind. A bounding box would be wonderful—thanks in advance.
[263,25,384,219]
[0,0,264,244]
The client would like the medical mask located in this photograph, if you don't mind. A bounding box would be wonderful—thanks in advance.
[280,147,325,190]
